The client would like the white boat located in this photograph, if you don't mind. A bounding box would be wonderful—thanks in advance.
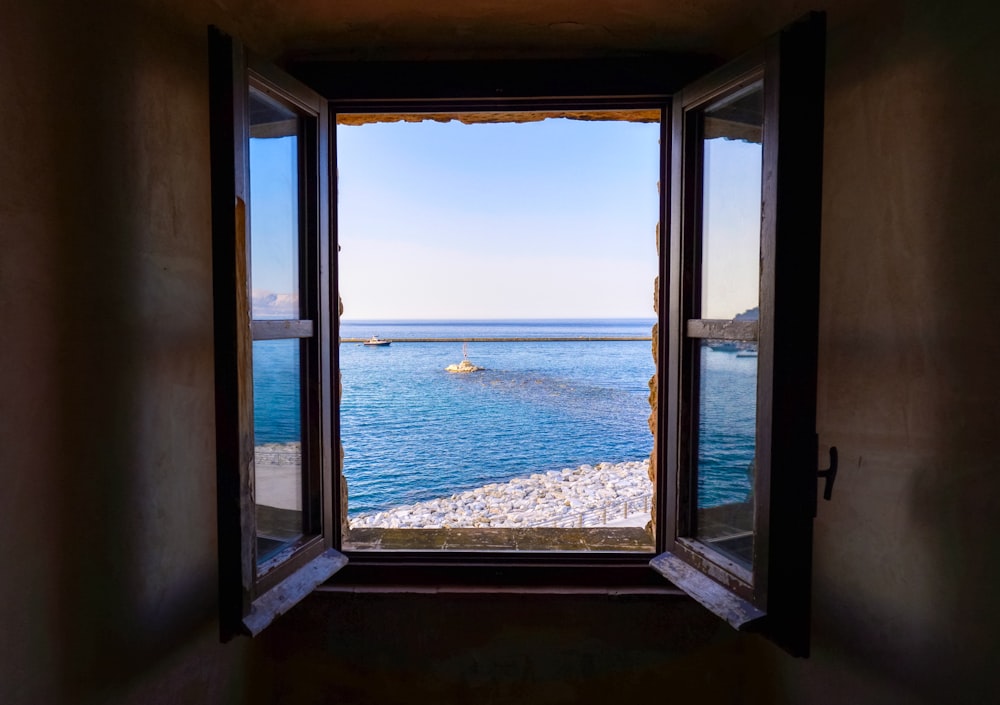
[363,335,391,346]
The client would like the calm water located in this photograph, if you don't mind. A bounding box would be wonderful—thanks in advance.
[253,319,756,515]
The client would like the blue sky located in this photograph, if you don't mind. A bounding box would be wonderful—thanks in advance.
[249,115,762,321]
[335,117,661,320]
[249,135,299,299]
[701,137,762,319]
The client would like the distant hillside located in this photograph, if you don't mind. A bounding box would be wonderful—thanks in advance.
[734,306,759,321]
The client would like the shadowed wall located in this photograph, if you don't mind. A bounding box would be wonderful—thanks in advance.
[2,0,998,703]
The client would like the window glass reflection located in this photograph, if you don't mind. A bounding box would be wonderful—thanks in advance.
[252,338,305,568]
[693,341,756,569]
[249,88,300,320]
[699,83,762,321]
[692,82,763,571]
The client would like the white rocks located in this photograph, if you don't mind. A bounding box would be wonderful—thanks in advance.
[349,459,652,529]
[445,359,484,373]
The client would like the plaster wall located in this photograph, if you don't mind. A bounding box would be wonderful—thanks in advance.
[0,1,253,702]
[248,2,1000,703]
[755,2,1000,702]
[0,1,768,703]
[3,0,1000,703]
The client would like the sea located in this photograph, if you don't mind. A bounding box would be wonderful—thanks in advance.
[252,319,756,516]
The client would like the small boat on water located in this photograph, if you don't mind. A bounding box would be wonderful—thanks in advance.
[363,335,391,346]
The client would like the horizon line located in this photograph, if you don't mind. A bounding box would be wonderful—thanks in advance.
[339,316,657,322]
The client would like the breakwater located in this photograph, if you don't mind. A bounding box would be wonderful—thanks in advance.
[341,336,651,343]
[349,459,652,529]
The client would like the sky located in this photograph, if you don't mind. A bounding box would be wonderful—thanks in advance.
[335,117,660,320]
[701,137,762,319]
[248,115,762,321]
[249,134,299,302]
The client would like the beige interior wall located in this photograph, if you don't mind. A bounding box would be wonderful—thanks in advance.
[3,0,999,703]
[754,2,1000,702]
[0,1,253,703]
[249,3,1000,703]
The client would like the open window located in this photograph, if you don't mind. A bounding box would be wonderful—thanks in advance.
[333,109,662,554]
[209,28,346,639]
[209,12,825,654]
[651,13,826,656]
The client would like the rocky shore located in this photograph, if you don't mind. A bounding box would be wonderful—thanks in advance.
[350,459,652,529]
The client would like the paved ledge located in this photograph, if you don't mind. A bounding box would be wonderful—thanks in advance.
[343,526,654,552]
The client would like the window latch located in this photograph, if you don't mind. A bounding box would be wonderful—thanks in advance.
[817,447,838,501]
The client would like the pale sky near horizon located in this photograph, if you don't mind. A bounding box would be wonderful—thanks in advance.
[336,117,660,320]
[249,116,761,321]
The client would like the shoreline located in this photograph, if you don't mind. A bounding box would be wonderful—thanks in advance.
[349,459,652,529]
[253,444,654,529]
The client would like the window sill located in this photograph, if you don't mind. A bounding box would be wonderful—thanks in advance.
[650,551,763,630]
[320,552,682,597]
[342,526,654,552]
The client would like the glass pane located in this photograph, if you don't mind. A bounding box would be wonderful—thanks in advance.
[699,82,763,321]
[249,88,300,320]
[693,341,757,569]
[693,83,763,571]
[253,338,304,568]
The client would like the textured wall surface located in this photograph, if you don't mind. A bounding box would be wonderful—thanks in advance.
[2,0,999,703]
[762,2,1000,703]
[247,592,770,704]
[0,1,251,703]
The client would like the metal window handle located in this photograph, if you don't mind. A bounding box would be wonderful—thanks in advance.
[817,447,838,501]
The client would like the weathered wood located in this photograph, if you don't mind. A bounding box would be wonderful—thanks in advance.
[235,196,257,595]
[243,549,348,636]
[685,319,758,341]
[246,52,340,602]
[342,527,655,553]
[212,28,345,638]
[661,12,825,658]
[650,552,764,630]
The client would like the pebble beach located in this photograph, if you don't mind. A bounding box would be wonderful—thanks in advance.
[254,443,654,529]
[349,459,653,529]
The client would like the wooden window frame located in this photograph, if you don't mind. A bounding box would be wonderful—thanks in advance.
[209,12,825,656]
[651,13,826,657]
[209,28,345,640]
[305,55,701,578]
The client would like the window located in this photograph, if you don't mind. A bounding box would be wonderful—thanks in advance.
[334,111,660,554]
[652,13,826,656]
[209,12,825,654]
[209,29,345,638]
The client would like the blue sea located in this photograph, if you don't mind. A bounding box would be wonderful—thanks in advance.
[253,319,756,516]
